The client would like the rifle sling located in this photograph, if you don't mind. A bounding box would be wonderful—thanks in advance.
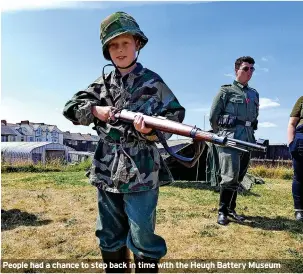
[156,130,203,168]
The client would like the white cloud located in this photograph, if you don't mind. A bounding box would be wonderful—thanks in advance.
[259,122,278,128]
[0,0,138,12]
[224,73,234,78]
[1,1,78,12]
[55,107,63,113]
[1,0,185,12]
[259,67,269,72]
[260,55,275,62]
[259,98,280,109]
[255,64,269,72]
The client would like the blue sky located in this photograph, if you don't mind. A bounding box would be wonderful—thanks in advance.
[2,1,303,143]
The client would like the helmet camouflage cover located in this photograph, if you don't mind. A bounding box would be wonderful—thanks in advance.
[100,11,148,60]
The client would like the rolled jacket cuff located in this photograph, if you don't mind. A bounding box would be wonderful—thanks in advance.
[75,101,98,126]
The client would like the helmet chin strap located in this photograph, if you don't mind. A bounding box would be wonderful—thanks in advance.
[101,49,141,91]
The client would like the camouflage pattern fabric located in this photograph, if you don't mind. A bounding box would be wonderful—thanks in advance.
[100,11,148,60]
[63,63,185,193]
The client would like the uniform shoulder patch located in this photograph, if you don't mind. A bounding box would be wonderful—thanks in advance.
[221,84,232,87]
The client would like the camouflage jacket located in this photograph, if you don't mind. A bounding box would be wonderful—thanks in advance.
[209,80,259,143]
[63,63,185,193]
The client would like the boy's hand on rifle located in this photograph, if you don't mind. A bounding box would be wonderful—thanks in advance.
[133,114,153,134]
[92,106,117,122]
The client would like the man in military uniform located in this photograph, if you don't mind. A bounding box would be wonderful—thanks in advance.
[209,56,259,225]
[63,12,185,272]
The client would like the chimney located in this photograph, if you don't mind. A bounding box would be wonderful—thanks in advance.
[1,120,7,125]
[21,120,29,125]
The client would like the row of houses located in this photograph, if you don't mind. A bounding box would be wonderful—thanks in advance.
[1,120,63,143]
[63,131,99,152]
[1,120,100,152]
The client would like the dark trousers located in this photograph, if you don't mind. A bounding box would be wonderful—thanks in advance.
[292,157,303,210]
[290,125,303,211]
[217,146,251,190]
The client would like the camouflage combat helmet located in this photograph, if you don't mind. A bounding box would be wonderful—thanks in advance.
[100,11,148,60]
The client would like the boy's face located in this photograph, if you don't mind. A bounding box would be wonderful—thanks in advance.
[108,34,139,67]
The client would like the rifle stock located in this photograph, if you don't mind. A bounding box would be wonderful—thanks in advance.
[114,110,267,153]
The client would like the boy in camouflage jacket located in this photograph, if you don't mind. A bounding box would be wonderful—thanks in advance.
[63,11,185,272]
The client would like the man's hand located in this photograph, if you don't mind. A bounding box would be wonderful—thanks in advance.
[133,114,153,134]
[92,106,117,122]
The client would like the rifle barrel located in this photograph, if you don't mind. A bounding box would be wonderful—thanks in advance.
[227,137,267,153]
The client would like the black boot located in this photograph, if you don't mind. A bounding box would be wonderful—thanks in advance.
[134,254,159,273]
[295,211,303,221]
[227,191,245,222]
[217,212,228,226]
[101,246,131,273]
[217,188,233,226]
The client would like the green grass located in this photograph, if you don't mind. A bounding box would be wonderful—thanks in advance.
[2,172,89,190]
[1,171,302,273]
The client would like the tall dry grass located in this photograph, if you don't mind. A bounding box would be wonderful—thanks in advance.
[248,165,293,180]
[2,158,294,181]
